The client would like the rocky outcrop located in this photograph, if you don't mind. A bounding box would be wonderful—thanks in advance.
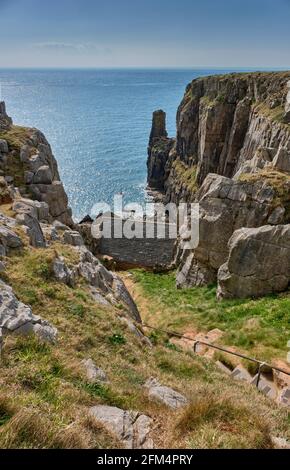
[89,405,153,449]
[52,256,76,287]
[144,377,188,409]
[0,280,57,347]
[0,103,73,226]
[272,148,290,173]
[217,225,290,299]
[81,359,109,384]
[176,172,290,288]
[77,248,141,322]
[51,247,141,323]
[0,226,23,256]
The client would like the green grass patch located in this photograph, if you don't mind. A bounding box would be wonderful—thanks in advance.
[132,270,290,361]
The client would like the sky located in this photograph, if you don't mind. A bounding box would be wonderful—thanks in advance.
[0,0,290,68]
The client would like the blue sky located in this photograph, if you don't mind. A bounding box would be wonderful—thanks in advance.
[0,0,290,67]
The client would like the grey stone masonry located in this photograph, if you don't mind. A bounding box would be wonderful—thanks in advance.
[97,218,176,269]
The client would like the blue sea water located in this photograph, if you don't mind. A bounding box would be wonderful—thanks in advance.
[0,68,252,220]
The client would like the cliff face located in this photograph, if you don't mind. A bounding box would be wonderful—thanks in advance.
[0,102,73,226]
[148,72,290,203]
[148,72,290,298]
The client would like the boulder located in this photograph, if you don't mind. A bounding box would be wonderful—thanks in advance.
[217,225,290,300]
[0,212,17,229]
[16,213,46,248]
[119,316,152,347]
[52,256,76,287]
[272,148,290,173]
[233,147,275,178]
[111,276,141,323]
[20,146,30,163]
[40,223,60,242]
[144,378,188,409]
[0,139,8,154]
[89,406,153,449]
[33,165,53,184]
[81,359,109,383]
[89,287,111,307]
[53,220,71,232]
[0,280,57,344]
[77,250,112,291]
[30,181,73,226]
[63,230,84,247]
[24,171,34,184]
[77,248,141,322]
[13,198,50,222]
[0,226,23,255]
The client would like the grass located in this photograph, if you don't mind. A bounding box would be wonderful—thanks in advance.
[239,168,290,220]
[171,160,198,194]
[254,102,288,126]
[174,391,273,449]
[129,270,290,364]
[0,125,35,191]
[0,241,289,448]
[0,126,32,151]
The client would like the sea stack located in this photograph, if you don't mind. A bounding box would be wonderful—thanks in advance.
[147,110,175,190]
[0,102,12,130]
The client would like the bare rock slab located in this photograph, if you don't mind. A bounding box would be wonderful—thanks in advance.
[145,378,188,409]
[218,225,290,300]
[52,256,76,287]
[0,226,23,255]
[89,406,153,449]
[81,359,109,384]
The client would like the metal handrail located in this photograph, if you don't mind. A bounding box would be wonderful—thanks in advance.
[142,323,290,388]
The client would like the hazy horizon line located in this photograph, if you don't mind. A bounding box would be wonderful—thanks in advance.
[0,66,290,71]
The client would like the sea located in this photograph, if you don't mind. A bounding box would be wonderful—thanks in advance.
[0,67,261,221]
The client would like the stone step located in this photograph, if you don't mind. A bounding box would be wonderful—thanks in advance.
[231,365,252,383]
[251,374,278,400]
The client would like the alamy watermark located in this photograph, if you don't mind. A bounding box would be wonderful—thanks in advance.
[90,194,200,250]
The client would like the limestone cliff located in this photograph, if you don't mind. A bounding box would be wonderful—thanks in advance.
[148,72,290,202]
[148,72,290,297]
